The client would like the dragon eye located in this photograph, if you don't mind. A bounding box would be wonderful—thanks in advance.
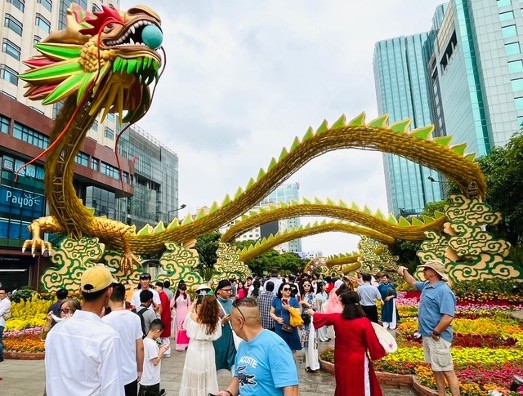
[103,23,115,33]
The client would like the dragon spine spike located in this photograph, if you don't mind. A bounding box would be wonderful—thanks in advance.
[137,224,153,235]
[302,127,314,141]
[368,114,389,128]
[326,198,336,206]
[433,136,453,147]
[375,209,386,220]
[316,120,329,134]
[464,153,476,162]
[209,202,219,213]
[246,177,255,189]
[257,168,266,180]
[181,213,193,225]
[278,147,289,162]
[387,214,398,224]
[450,143,467,156]
[398,217,410,226]
[302,197,311,204]
[363,205,372,215]
[234,186,243,199]
[351,202,360,211]
[348,112,366,126]
[410,125,435,139]
[434,210,446,218]
[221,194,232,206]
[167,218,180,228]
[314,197,323,205]
[411,217,424,226]
[195,208,206,220]
[153,221,166,233]
[390,119,411,133]
[422,215,434,224]
[332,114,347,129]
[290,136,301,151]
[289,198,299,205]
[268,157,277,171]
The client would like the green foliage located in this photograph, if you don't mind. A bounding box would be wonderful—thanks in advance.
[421,200,448,217]
[319,347,334,363]
[478,132,523,246]
[10,286,37,303]
[390,239,422,273]
[195,231,221,268]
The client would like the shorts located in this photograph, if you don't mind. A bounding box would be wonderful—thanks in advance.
[422,336,454,372]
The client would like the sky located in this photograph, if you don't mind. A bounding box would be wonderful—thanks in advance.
[121,0,444,256]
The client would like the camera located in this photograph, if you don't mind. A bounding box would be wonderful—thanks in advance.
[412,331,423,342]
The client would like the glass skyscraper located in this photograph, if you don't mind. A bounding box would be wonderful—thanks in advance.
[374,34,444,216]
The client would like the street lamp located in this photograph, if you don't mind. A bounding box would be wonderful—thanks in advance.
[427,175,443,184]
[167,203,186,218]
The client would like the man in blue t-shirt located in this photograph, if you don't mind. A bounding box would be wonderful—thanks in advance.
[398,260,460,396]
[215,299,299,396]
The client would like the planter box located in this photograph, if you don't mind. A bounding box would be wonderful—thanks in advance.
[319,359,438,396]
[4,351,45,360]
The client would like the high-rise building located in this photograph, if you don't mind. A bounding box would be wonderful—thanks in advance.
[220,182,303,253]
[374,33,444,216]
[430,0,523,155]
[0,0,179,289]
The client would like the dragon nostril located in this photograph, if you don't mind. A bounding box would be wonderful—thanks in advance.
[141,24,163,49]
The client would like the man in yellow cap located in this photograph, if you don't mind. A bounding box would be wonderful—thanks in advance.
[45,265,124,396]
[397,260,460,396]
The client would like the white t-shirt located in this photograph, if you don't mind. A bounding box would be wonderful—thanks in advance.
[45,310,124,396]
[102,309,143,385]
[140,337,161,386]
[131,288,161,311]
[0,297,11,327]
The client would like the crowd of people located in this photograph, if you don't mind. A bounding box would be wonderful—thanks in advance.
[0,259,460,396]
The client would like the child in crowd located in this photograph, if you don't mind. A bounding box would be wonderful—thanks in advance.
[139,319,168,396]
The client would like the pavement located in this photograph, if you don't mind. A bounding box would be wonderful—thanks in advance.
[0,340,414,395]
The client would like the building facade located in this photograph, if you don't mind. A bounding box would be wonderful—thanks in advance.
[0,0,179,290]
[374,34,444,216]
[431,0,523,155]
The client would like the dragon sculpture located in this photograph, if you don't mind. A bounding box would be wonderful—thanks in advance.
[20,4,489,275]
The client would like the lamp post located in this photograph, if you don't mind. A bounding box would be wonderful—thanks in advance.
[427,175,448,197]
[167,203,186,219]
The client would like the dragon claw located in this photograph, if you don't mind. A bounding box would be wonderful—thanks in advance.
[23,238,53,257]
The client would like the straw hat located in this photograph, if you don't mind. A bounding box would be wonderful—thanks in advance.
[418,260,448,281]
[371,322,397,354]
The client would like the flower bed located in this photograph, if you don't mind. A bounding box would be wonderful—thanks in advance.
[320,297,523,396]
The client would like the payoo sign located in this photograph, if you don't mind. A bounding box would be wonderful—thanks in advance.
[0,185,44,216]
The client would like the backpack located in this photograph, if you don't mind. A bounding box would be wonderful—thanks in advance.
[132,306,148,338]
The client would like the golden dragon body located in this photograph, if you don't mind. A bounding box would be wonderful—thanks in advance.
[20,4,486,272]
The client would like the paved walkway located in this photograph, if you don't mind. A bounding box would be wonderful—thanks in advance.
[0,343,413,395]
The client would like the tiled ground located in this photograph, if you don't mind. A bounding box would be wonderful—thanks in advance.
[0,341,414,395]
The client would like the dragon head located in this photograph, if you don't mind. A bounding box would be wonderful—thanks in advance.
[19,4,164,124]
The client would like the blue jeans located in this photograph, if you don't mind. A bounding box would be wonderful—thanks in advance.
[0,325,4,359]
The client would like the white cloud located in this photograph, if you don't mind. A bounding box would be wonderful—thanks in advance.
[120,0,444,255]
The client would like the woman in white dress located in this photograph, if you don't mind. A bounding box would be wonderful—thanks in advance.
[179,295,222,396]
[315,282,329,342]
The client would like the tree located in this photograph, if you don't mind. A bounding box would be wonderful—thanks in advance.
[478,132,523,246]
[195,231,221,267]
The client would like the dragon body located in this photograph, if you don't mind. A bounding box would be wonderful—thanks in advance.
[21,4,487,271]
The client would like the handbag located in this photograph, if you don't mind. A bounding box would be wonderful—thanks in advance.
[301,311,311,325]
[281,323,295,333]
[289,307,304,327]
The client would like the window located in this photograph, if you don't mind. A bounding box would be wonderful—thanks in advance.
[13,122,49,149]
[34,35,41,44]
[107,113,115,122]
[91,158,100,171]
[37,0,52,12]
[508,60,523,73]
[75,152,89,167]
[7,0,24,12]
[515,97,523,110]
[498,0,512,6]
[518,116,523,128]
[104,127,114,140]
[505,42,521,55]
[513,78,523,91]
[35,14,50,34]
[2,39,21,60]
[4,14,23,36]
[101,162,120,180]
[0,64,18,86]
[500,11,514,21]
[0,115,10,134]
[91,120,98,131]
[502,25,518,38]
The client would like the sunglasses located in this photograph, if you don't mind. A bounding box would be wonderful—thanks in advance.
[232,301,246,322]
[282,287,291,291]
[60,308,71,314]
